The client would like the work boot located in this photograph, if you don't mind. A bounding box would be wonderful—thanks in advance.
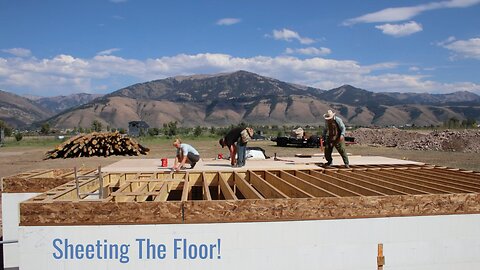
[345,164,350,169]
[324,162,332,168]
[190,162,196,169]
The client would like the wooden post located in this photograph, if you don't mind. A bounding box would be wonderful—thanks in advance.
[377,243,385,270]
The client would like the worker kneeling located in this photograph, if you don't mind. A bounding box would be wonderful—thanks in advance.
[173,138,200,171]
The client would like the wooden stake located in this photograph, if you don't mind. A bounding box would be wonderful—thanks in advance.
[377,243,385,270]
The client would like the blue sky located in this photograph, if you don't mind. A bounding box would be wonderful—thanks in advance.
[1,0,479,96]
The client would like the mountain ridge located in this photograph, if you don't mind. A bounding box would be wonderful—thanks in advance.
[1,71,479,129]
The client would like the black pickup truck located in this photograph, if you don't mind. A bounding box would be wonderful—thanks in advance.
[272,135,355,148]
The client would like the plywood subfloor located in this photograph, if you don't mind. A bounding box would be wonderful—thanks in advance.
[102,156,422,173]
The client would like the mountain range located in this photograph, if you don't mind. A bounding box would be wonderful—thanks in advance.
[1,70,479,129]
[0,90,101,127]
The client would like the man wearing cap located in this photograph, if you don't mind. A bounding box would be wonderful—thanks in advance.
[322,110,349,168]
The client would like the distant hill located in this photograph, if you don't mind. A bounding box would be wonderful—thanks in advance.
[108,70,323,102]
[382,91,480,105]
[33,93,103,114]
[0,90,52,127]
[43,71,480,129]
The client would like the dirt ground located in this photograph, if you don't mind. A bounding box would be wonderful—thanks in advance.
[1,139,479,179]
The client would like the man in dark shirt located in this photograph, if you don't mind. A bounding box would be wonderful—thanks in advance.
[219,127,243,166]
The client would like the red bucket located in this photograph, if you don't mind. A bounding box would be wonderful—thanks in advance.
[161,158,168,167]
[218,153,223,159]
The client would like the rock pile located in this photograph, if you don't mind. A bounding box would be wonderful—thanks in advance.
[399,130,480,153]
[348,128,427,147]
[348,128,480,153]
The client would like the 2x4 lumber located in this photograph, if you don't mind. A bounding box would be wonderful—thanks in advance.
[334,171,406,196]
[247,170,288,199]
[264,171,314,198]
[126,178,185,183]
[279,171,337,198]
[373,169,470,194]
[218,173,237,200]
[202,172,212,201]
[307,171,363,197]
[321,170,386,196]
[410,169,480,190]
[291,171,342,198]
[107,173,125,187]
[54,178,100,200]
[181,173,190,202]
[365,170,449,194]
[28,169,54,178]
[154,182,169,201]
[391,169,479,193]
[350,171,428,195]
[233,172,263,199]
[384,170,472,193]
[135,182,156,202]
[428,168,480,184]
[188,173,203,187]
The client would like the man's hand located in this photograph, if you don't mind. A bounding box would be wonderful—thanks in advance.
[339,135,345,142]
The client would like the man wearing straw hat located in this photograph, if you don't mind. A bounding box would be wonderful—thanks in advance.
[322,110,349,168]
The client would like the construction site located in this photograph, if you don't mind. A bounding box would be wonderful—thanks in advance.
[2,151,480,270]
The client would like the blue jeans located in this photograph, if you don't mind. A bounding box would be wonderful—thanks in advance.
[236,141,247,167]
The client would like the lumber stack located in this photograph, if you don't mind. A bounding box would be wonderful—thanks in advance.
[45,132,149,159]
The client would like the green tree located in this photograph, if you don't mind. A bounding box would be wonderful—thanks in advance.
[0,120,13,137]
[445,117,460,129]
[91,120,102,132]
[148,128,160,136]
[163,121,178,137]
[193,126,202,137]
[14,132,23,141]
[40,123,50,135]
[209,126,216,135]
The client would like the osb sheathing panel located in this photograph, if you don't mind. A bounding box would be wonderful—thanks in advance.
[183,193,480,223]
[20,201,183,226]
[20,193,480,225]
[2,168,93,193]
[2,177,73,193]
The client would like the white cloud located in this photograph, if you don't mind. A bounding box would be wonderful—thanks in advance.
[109,0,127,3]
[272,29,315,45]
[1,48,32,57]
[216,18,241,26]
[437,36,457,46]
[285,47,331,56]
[440,37,480,59]
[97,48,122,56]
[344,0,480,25]
[0,52,479,96]
[375,21,423,37]
[409,66,420,71]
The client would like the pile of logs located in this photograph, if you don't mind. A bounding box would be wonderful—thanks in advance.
[45,132,150,159]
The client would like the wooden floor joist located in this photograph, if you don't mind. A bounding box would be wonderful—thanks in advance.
[15,164,480,225]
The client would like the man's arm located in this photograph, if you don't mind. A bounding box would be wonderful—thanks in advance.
[336,117,346,139]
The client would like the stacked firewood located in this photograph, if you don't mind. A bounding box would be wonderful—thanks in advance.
[45,132,149,159]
